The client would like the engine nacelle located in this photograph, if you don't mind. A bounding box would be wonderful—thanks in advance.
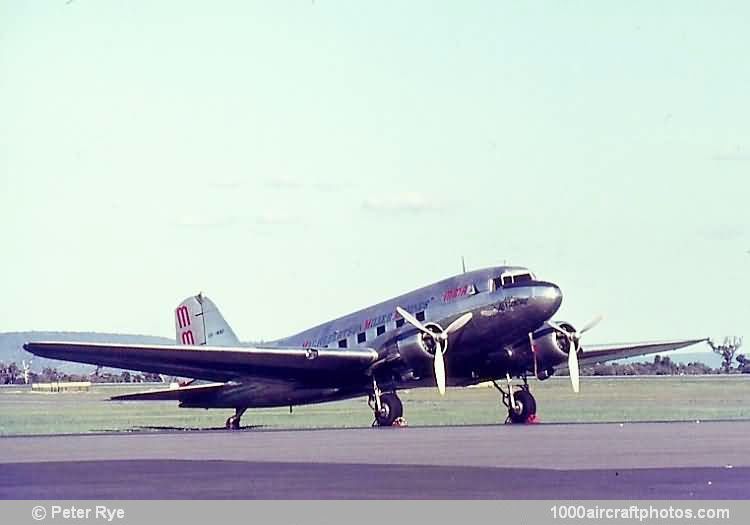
[530,321,577,372]
[395,323,443,377]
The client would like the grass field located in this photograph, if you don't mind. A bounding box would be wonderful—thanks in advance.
[1,376,749,435]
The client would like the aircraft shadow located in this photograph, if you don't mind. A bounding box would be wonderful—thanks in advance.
[94,425,265,433]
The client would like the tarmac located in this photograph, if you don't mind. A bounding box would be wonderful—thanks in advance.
[2,421,749,499]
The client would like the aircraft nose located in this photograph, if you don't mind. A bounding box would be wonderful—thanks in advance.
[534,282,563,317]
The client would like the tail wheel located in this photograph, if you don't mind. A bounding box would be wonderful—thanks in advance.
[508,389,536,424]
[375,393,403,427]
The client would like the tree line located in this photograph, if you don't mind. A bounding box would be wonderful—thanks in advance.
[578,354,749,377]
[0,362,162,385]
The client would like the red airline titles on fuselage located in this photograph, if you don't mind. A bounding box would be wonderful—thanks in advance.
[442,285,469,303]
[301,282,472,349]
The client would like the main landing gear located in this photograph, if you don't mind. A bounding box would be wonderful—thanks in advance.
[369,378,404,427]
[493,374,537,424]
[225,407,246,430]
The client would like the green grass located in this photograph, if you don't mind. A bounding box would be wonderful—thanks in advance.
[1,376,749,435]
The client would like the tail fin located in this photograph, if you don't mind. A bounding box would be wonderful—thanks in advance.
[174,293,240,346]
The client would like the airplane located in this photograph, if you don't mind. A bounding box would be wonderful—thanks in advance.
[24,265,706,429]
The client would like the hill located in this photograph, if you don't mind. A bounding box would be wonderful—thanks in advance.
[0,331,173,374]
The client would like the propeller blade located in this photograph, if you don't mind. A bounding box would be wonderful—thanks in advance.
[396,306,430,334]
[579,315,603,335]
[445,312,472,336]
[434,342,446,396]
[546,320,566,335]
[568,341,580,393]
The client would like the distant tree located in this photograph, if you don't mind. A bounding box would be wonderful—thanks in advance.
[737,354,750,374]
[592,363,615,376]
[42,367,60,382]
[580,354,718,376]
[682,361,714,375]
[708,337,743,374]
[655,355,679,375]
[6,362,19,384]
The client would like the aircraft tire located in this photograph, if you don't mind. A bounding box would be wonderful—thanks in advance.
[508,390,536,424]
[375,393,403,426]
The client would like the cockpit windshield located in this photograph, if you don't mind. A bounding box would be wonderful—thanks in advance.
[492,270,535,290]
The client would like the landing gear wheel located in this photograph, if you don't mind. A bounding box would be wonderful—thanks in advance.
[508,389,536,424]
[225,408,246,430]
[374,392,403,427]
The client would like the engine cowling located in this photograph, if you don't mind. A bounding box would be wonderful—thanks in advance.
[531,321,578,374]
[395,322,444,376]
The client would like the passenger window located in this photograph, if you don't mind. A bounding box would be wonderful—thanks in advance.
[396,318,405,328]
[357,332,366,343]
[338,339,348,348]
[377,325,386,336]
[416,311,425,322]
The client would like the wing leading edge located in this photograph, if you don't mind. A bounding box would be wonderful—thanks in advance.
[23,341,379,383]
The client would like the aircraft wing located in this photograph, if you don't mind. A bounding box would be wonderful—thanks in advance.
[23,341,379,383]
[577,338,709,366]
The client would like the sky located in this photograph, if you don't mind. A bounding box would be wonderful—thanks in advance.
[1,1,748,351]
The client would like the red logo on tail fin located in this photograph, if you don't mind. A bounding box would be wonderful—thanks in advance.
[181,331,195,345]
[176,306,191,328]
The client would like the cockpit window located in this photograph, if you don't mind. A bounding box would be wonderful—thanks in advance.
[493,271,535,289]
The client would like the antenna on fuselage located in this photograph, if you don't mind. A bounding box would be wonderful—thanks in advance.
[461,256,466,274]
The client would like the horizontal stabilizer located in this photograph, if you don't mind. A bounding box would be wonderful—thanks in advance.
[111,382,227,401]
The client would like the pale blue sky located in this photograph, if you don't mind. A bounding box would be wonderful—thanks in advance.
[1,1,748,349]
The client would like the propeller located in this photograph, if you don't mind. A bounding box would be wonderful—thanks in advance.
[396,306,473,396]
[547,315,603,393]
[577,315,603,336]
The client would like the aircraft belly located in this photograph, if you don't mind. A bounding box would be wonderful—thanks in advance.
[178,380,365,409]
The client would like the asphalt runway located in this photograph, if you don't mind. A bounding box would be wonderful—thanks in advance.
[2,421,749,499]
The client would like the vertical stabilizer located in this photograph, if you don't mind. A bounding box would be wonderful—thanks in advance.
[175,294,239,346]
